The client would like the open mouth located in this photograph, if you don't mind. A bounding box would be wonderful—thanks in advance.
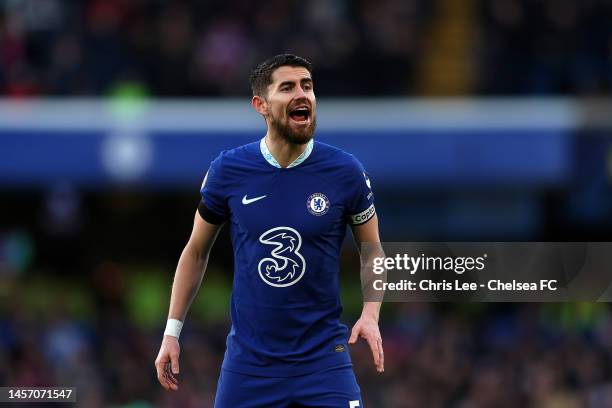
[288,106,310,123]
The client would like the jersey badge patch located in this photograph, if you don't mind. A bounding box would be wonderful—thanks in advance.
[306,193,330,216]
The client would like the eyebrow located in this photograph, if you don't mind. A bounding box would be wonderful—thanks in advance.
[277,78,313,88]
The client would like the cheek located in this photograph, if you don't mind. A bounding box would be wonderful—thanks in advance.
[272,104,287,118]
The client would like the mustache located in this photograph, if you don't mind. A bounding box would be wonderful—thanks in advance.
[287,99,312,112]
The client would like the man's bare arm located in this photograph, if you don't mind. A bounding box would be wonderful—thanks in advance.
[155,211,224,391]
[168,211,223,321]
[348,214,384,373]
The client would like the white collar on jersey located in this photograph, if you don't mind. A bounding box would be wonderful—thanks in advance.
[259,137,314,168]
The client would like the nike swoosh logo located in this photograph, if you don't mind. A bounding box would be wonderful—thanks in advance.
[242,194,267,205]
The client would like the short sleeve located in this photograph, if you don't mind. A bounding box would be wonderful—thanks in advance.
[198,155,229,224]
[345,156,376,226]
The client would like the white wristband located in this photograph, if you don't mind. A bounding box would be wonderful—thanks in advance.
[164,319,183,338]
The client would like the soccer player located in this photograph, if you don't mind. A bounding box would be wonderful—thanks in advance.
[155,54,383,407]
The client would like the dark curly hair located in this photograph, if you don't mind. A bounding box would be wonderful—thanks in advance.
[250,54,313,97]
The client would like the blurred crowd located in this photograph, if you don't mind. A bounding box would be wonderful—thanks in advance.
[2,287,612,407]
[478,0,612,95]
[0,0,434,97]
[364,303,612,407]
[2,0,611,97]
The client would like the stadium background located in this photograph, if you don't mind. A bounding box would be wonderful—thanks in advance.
[1,0,612,406]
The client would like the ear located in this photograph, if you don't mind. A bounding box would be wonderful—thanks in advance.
[252,95,268,117]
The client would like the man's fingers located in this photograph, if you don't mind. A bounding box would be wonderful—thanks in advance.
[170,353,180,375]
[156,363,170,390]
[156,354,178,391]
[348,325,360,344]
[164,364,179,390]
[165,363,178,384]
[378,338,384,372]
[366,334,384,372]
[365,336,380,368]
[348,320,384,373]
[155,338,181,391]
[157,374,169,390]
[155,359,166,387]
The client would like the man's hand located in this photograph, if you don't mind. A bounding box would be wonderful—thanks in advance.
[155,335,181,391]
[349,315,384,373]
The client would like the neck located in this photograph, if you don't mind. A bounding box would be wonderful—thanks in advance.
[264,131,309,168]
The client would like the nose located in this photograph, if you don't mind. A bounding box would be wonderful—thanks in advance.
[294,85,307,98]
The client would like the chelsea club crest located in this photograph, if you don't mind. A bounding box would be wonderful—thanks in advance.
[307,193,330,216]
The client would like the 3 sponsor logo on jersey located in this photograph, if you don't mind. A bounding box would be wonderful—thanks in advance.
[306,193,330,216]
[258,227,306,287]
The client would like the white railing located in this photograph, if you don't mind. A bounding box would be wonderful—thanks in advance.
[0,98,610,132]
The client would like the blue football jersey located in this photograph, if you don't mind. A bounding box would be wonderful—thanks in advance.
[199,138,375,377]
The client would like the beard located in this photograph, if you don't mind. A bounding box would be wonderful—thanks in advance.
[269,112,317,145]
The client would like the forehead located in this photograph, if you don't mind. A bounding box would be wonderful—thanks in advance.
[270,66,312,85]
